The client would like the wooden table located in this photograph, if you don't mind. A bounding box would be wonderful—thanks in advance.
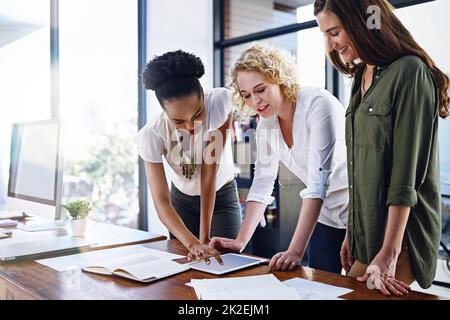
[0,239,444,300]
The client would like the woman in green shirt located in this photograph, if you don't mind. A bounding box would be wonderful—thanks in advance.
[314,0,449,296]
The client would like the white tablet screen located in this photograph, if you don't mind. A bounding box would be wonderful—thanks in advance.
[189,253,267,275]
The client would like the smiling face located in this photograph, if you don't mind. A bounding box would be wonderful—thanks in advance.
[163,93,205,133]
[236,70,284,119]
[316,10,359,64]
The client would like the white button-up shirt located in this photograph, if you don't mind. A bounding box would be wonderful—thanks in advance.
[247,87,348,229]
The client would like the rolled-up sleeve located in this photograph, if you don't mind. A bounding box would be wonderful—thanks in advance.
[386,65,437,207]
[299,96,337,200]
[247,123,279,205]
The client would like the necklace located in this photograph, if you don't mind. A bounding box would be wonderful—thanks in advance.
[178,133,197,180]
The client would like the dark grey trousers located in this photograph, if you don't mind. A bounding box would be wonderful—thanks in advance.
[170,180,242,240]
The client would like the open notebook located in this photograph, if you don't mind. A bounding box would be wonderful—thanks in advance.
[82,252,190,283]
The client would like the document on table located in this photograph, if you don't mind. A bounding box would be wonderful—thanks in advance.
[0,219,18,227]
[0,210,27,220]
[191,274,300,300]
[283,277,353,300]
[36,244,184,272]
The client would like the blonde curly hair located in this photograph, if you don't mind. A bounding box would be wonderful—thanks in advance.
[229,42,300,119]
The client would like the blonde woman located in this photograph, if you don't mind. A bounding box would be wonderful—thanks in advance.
[210,43,349,274]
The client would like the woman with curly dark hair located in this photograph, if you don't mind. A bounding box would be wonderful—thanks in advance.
[137,50,241,263]
[314,0,449,296]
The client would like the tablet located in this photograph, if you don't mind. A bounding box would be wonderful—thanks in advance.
[189,253,268,275]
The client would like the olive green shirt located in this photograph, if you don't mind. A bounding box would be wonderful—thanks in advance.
[346,55,441,288]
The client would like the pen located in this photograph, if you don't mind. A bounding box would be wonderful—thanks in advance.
[0,227,13,236]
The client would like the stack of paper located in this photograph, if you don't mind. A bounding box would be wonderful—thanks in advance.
[191,274,300,300]
[0,227,12,239]
[189,275,354,300]
[0,219,18,227]
[283,278,353,300]
[0,210,27,220]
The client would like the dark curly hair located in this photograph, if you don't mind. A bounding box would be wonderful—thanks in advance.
[142,50,205,107]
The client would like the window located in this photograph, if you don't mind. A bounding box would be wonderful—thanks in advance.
[222,2,324,87]
[217,0,326,257]
[59,0,139,228]
[395,0,450,253]
[396,0,450,197]
[220,1,326,189]
[0,0,51,204]
[224,0,315,39]
[336,0,450,252]
[223,28,325,88]
[216,0,448,258]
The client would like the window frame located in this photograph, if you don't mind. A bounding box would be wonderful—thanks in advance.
[48,0,148,230]
[213,0,441,191]
[213,0,436,95]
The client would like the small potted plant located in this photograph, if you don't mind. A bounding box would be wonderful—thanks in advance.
[62,199,93,237]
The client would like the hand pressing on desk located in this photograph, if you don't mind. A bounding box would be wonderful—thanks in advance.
[200,236,211,246]
[357,205,413,296]
[340,232,354,274]
[209,237,245,253]
[268,250,302,271]
[357,249,411,296]
[187,242,224,265]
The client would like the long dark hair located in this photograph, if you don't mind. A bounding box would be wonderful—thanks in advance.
[142,50,205,107]
[314,0,449,118]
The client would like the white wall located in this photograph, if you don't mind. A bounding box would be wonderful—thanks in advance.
[145,0,214,237]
